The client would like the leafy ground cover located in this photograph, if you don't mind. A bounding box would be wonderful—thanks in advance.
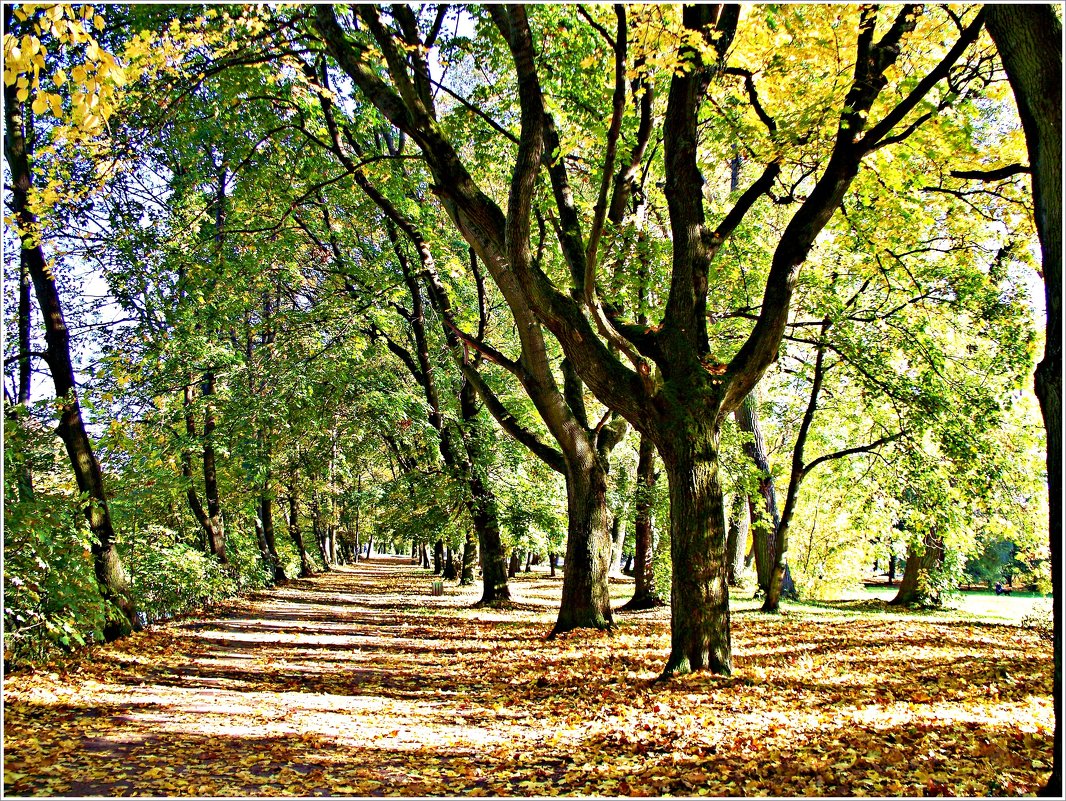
[3,558,1053,797]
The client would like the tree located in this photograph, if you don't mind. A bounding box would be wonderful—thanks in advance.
[983,7,1061,795]
[3,5,138,639]
[309,3,988,676]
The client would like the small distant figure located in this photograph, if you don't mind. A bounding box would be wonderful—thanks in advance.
[994,582,1012,596]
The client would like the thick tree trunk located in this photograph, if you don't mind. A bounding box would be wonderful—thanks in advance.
[460,529,477,585]
[420,542,430,569]
[888,554,896,586]
[443,546,457,580]
[984,9,1061,795]
[552,454,614,634]
[458,384,510,603]
[890,531,945,606]
[508,549,520,579]
[726,494,749,586]
[2,47,136,639]
[622,434,663,610]
[549,552,558,578]
[660,429,732,677]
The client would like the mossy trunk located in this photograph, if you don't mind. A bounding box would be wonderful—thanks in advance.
[659,425,731,677]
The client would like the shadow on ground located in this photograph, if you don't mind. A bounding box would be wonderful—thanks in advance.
[3,557,1054,796]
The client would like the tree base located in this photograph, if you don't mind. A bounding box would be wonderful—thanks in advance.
[548,615,613,639]
[620,594,665,612]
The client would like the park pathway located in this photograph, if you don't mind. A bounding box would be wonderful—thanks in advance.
[2,557,1055,796]
[3,558,572,797]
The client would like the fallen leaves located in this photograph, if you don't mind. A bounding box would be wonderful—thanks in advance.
[2,558,1054,796]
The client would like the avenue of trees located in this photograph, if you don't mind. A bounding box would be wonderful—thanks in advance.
[2,3,1058,791]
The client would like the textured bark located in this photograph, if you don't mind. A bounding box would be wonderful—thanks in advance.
[660,425,732,676]
[890,531,945,606]
[2,15,136,639]
[726,494,750,586]
[622,434,663,610]
[735,392,780,590]
[460,529,477,585]
[552,452,614,634]
[459,381,510,604]
[984,8,1061,795]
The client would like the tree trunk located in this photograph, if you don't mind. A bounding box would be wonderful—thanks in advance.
[890,530,945,606]
[508,549,520,579]
[551,452,614,634]
[420,542,430,569]
[622,434,663,610]
[735,391,781,597]
[726,493,749,586]
[288,484,314,578]
[984,8,1061,795]
[200,372,226,564]
[888,554,896,586]
[259,491,285,582]
[549,552,558,578]
[458,383,510,604]
[434,539,445,575]
[609,512,625,576]
[2,43,136,639]
[525,550,532,572]
[659,428,732,677]
[460,529,477,585]
[443,546,457,580]
[312,495,331,571]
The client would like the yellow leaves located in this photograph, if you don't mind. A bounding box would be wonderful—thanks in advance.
[1,563,1056,797]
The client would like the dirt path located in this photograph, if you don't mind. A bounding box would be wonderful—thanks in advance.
[3,558,1054,796]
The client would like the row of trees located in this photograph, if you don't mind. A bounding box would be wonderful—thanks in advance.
[3,3,1058,791]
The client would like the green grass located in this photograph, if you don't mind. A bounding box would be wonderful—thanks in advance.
[726,583,1051,625]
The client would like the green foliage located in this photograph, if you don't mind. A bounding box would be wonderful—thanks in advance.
[126,529,235,623]
[3,414,108,663]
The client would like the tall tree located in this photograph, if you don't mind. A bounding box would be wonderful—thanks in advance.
[310,3,987,675]
[3,6,137,639]
[984,7,1061,796]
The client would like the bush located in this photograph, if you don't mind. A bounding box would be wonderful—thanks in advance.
[3,492,109,664]
[3,416,109,665]
[127,529,237,623]
[1021,600,1053,643]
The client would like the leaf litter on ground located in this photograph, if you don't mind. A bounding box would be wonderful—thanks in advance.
[2,557,1054,797]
